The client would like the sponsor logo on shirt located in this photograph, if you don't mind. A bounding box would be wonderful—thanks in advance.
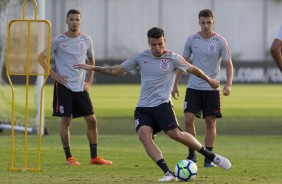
[59,35,65,40]
[160,59,170,70]
[77,41,86,51]
[208,43,216,53]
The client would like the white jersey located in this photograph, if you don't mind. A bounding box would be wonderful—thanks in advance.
[275,25,282,41]
[50,32,94,92]
[121,50,189,107]
[182,32,231,90]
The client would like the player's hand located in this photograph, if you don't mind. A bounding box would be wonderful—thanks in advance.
[73,64,92,71]
[84,81,92,91]
[222,84,231,96]
[208,78,219,89]
[51,72,68,84]
[171,86,179,100]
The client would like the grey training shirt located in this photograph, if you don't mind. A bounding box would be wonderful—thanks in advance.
[182,32,231,91]
[121,49,189,107]
[50,33,94,92]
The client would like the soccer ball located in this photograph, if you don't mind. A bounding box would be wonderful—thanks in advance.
[175,159,198,181]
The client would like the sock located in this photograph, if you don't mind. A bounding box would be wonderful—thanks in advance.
[205,147,213,162]
[156,159,170,174]
[187,148,196,159]
[64,146,72,159]
[90,144,97,159]
[198,147,215,162]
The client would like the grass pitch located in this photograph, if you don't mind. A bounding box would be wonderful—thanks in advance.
[0,84,282,183]
[0,134,281,184]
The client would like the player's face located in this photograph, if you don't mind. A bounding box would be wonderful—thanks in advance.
[148,37,166,57]
[66,14,81,32]
[199,16,214,37]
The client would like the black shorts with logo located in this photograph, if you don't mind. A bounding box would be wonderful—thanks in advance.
[52,82,94,118]
[184,88,222,118]
[134,102,181,135]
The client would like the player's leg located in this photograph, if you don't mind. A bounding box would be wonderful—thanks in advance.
[184,88,202,163]
[204,116,217,167]
[166,128,231,170]
[135,107,176,182]
[202,90,222,167]
[158,101,230,170]
[84,114,112,165]
[52,82,80,165]
[137,125,176,182]
[74,91,112,165]
[184,112,197,162]
[60,116,80,165]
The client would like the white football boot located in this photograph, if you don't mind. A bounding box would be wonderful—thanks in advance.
[213,154,231,170]
[158,171,177,182]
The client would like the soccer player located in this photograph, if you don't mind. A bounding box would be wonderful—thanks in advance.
[73,27,231,182]
[270,25,282,72]
[38,9,112,166]
[172,9,233,167]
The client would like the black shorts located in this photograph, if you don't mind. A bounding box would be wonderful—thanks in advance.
[134,102,181,135]
[184,88,222,118]
[52,82,94,118]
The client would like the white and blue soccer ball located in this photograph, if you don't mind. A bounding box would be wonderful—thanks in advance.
[175,159,198,181]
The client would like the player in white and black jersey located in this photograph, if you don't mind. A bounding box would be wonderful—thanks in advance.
[270,25,282,72]
[38,9,112,166]
[172,9,233,168]
[74,27,231,182]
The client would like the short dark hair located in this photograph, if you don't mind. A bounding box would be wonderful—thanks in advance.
[66,9,81,19]
[198,9,214,19]
[147,27,165,39]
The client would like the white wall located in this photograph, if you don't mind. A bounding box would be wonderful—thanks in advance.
[45,0,282,61]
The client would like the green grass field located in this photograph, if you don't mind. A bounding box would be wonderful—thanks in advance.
[0,84,282,183]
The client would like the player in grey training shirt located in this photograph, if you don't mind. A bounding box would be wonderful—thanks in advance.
[172,9,233,167]
[38,9,112,166]
[270,25,282,72]
[74,27,231,182]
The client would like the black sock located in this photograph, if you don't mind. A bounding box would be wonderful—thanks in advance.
[187,148,196,159]
[64,146,72,159]
[205,147,213,162]
[198,147,215,161]
[156,159,170,174]
[90,144,97,159]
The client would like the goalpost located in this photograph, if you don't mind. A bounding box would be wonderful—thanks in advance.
[0,0,48,135]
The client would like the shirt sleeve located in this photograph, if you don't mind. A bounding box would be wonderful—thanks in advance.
[87,36,94,58]
[50,37,59,54]
[182,36,192,60]
[220,38,231,62]
[120,52,139,71]
[175,55,189,73]
[275,25,282,41]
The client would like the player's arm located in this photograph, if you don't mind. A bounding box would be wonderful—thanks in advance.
[187,64,219,89]
[84,57,95,91]
[171,69,183,100]
[222,60,233,96]
[270,39,282,73]
[38,48,68,83]
[73,64,127,76]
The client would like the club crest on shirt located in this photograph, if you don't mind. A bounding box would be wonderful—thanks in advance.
[208,43,216,53]
[77,41,86,51]
[160,59,170,70]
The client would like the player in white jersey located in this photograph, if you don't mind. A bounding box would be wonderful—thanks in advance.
[270,25,282,72]
[74,27,231,182]
[172,9,233,167]
[38,9,112,166]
